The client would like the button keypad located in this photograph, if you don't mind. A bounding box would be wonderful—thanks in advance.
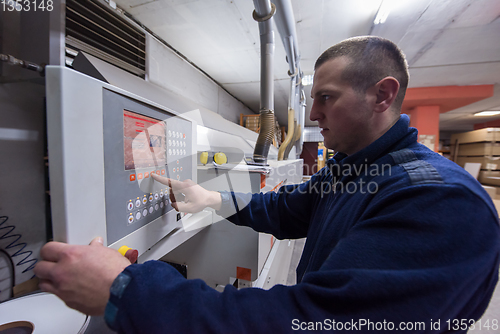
[126,187,170,224]
[167,126,190,180]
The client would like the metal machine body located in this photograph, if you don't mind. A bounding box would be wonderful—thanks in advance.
[45,66,212,255]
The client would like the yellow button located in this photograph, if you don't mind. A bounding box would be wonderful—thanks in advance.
[214,152,227,165]
[200,151,208,165]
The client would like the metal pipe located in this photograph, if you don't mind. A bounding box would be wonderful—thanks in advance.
[286,75,303,158]
[294,76,301,120]
[274,0,307,157]
[295,89,306,156]
[282,36,296,76]
[253,0,272,16]
[253,0,306,161]
[285,75,302,159]
[289,75,297,114]
[273,0,300,75]
[252,0,276,164]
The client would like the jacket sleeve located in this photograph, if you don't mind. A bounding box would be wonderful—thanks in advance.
[105,184,500,334]
[215,170,326,240]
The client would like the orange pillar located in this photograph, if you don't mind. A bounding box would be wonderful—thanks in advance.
[408,105,440,152]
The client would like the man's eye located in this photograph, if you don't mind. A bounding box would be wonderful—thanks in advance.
[322,95,330,101]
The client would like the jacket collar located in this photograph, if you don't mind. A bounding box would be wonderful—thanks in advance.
[326,114,418,179]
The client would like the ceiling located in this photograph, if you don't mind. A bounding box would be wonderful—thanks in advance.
[113,0,500,132]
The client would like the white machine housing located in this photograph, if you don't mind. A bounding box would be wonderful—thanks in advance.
[46,66,211,254]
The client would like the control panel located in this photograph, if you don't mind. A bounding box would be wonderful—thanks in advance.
[46,66,197,251]
[103,89,193,245]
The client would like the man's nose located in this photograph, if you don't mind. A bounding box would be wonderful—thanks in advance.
[309,100,321,122]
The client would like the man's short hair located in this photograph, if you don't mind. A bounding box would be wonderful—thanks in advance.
[314,36,409,110]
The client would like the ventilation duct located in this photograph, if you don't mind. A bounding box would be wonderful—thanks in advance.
[278,0,304,160]
[272,0,305,160]
[252,0,276,165]
[273,0,300,77]
[65,0,146,77]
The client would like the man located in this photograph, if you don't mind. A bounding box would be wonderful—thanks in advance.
[35,36,500,333]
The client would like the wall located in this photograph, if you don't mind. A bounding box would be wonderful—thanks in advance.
[146,35,254,124]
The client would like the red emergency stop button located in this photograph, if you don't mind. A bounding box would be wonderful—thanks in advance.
[118,245,139,264]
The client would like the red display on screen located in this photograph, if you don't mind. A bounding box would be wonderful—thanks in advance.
[123,110,166,170]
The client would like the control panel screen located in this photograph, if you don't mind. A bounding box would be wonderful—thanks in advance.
[123,110,166,170]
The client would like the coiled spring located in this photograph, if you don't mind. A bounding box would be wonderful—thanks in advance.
[0,216,38,274]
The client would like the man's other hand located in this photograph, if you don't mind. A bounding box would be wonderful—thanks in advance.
[34,237,131,315]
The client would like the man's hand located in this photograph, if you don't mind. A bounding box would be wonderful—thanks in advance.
[34,237,131,315]
[151,174,222,212]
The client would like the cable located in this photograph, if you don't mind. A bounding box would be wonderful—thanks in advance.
[0,54,45,77]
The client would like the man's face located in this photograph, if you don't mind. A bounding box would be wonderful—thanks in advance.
[310,57,374,155]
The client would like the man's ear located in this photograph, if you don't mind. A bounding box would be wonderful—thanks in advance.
[373,77,400,113]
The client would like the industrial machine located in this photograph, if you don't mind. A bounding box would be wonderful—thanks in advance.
[0,0,305,331]
[0,64,302,332]
[42,62,302,284]
[45,65,206,254]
